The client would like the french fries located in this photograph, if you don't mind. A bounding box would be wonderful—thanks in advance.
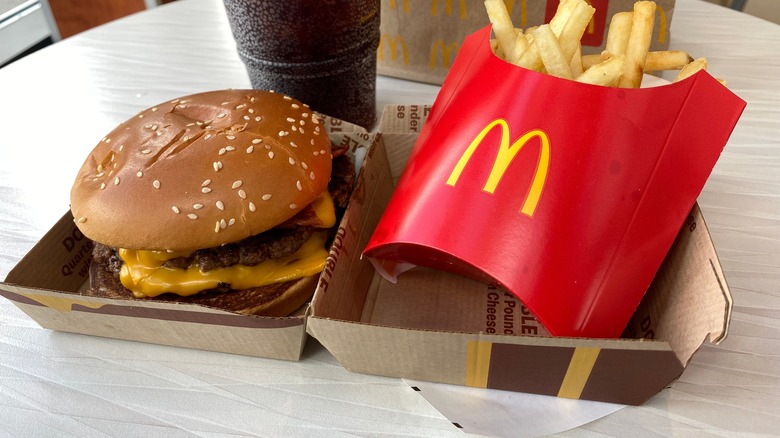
[484,0,719,88]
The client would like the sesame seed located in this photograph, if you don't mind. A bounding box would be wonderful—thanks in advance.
[292,126,298,132]
[217,113,226,118]
[320,149,326,154]
[205,134,213,140]
[302,112,309,118]
[138,114,144,118]
[232,180,242,189]
[301,161,308,170]
[265,144,271,150]
[292,103,300,109]
[180,100,189,104]
[172,206,180,214]
[249,202,256,212]
[156,131,163,137]
[100,183,106,190]
[141,149,151,154]
[226,146,235,151]
[219,148,226,155]
[105,138,111,143]
[268,151,275,159]
[238,189,246,199]
[153,180,161,189]
[262,194,272,201]
[289,203,298,209]
[313,151,319,156]
[246,146,254,153]
[137,171,143,177]
[288,157,296,165]
[114,177,120,185]
[119,144,124,152]
[248,108,255,114]
[151,107,158,112]
[202,187,212,193]
[202,179,211,186]
[228,218,236,226]
[97,164,104,172]
[187,213,198,220]
[300,128,305,134]
[252,139,262,144]
[151,125,158,131]
[226,135,236,140]
[311,140,315,145]
[310,171,315,180]
[286,117,296,123]
[235,104,246,110]
[193,203,203,210]
[213,161,221,172]
[221,101,229,105]
[215,221,220,233]
[220,219,227,229]
[244,115,250,121]
[296,180,302,191]
[290,141,298,148]
[300,120,305,126]
[255,116,262,122]
[216,201,224,210]
[278,131,287,137]
[283,96,292,100]
[250,97,255,102]
[77,217,87,223]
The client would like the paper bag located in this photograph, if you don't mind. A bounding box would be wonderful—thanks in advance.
[364,26,745,338]
[378,0,676,84]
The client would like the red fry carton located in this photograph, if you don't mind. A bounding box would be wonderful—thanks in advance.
[363,26,746,338]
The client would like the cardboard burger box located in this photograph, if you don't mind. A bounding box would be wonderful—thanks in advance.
[306,105,733,405]
[0,119,372,362]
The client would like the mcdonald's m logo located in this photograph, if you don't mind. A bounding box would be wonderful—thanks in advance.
[378,34,410,65]
[430,40,458,69]
[446,119,550,217]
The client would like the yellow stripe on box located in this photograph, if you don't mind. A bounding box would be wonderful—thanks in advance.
[558,347,601,399]
[22,293,104,312]
[465,341,492,388]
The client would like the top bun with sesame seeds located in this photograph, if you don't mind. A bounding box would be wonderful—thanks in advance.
[70,89,333,252]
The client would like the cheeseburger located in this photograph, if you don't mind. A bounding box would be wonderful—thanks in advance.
[70,90,354,316]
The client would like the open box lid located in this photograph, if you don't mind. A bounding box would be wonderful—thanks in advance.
[307,105,732,405]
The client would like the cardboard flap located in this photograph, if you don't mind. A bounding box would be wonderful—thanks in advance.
[624,204,733,365]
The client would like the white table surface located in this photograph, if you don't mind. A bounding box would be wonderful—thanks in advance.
[1,0,778,436]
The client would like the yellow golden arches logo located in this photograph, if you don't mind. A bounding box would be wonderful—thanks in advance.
[446,119,550,217]
[432,0,467,19]
[503,0,529,28]
[378,34,410,64]
[656,5,668,44]
[389,0,409,13]
[430,40,459,68]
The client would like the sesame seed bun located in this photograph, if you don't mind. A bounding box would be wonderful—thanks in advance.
[70,89,332,251]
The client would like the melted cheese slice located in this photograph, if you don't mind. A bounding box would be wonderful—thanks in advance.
[118,193,336,298]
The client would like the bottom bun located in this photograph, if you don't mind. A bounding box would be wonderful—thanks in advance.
[88,260,317,317]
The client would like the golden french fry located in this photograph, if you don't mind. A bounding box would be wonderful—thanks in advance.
[605,12,633,56]
[576,54,626,86]
[490,38,504,58]
[485,0,516,60]
[508,28,530,63]
[674,57,708,82]
[581,53,605,70]
[645,50,694,71]
[550,0,578,36]
[570,44,584,77]
[533,25,573,79]
[558,1,596,63]
[618,1,656,88]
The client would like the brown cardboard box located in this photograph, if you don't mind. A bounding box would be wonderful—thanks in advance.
[0,122,372,361]
[307,105,732,405]
[378,0,676,84]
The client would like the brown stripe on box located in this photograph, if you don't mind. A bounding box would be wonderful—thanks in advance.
[580,348,685,405]
[487,343,575,396]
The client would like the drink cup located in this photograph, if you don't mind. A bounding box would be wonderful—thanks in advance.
[222,0,380,128]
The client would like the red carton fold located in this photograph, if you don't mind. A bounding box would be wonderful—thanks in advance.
[363,26,745,338]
